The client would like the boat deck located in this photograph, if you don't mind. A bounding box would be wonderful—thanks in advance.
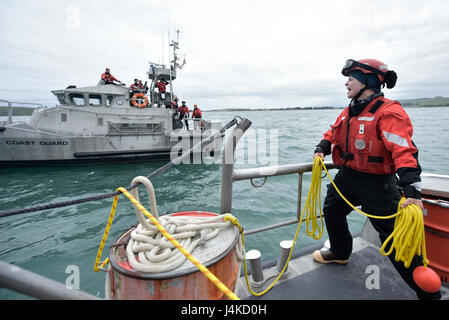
[236,222,449,300]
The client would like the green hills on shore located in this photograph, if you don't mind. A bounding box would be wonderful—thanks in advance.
[1,96,448,116]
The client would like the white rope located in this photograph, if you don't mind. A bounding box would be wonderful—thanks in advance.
[126,176,245,273]
[126,214,245,273]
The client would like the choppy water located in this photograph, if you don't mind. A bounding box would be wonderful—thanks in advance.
[1,107,448,299]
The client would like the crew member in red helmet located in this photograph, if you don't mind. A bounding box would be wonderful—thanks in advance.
[312,59,441,300]
[101,68,120,84]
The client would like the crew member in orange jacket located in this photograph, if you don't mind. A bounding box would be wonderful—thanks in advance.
[179,101,190,130]
[192,104,202,118]
[156,79,168,93]
[192,104,203,130]
[129,79,140,93]
[101,68,120,84]
[129,79,140,105]
[313,59,441,300]
[171,97,179,111]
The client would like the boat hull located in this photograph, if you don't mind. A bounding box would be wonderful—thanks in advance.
[422,174,449,284]
[0,123,220,167]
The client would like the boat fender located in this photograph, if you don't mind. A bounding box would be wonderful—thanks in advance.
[413,266,441,293]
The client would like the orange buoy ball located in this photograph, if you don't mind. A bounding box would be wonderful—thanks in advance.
[413,266,441,293]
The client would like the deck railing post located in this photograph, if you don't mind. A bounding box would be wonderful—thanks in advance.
[297,173,303,220]
[7,102,13,124]
[220,118,252,214]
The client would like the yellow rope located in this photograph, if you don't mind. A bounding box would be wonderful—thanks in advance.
[237,157,327,296]
[94,187,240,300]
[316,157,429,268]
[93,193,119,272]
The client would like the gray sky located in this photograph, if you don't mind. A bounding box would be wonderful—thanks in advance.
[1,0,449,109]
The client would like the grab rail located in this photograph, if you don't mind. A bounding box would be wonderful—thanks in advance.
[0,260,100,300]
[0,99,45,124]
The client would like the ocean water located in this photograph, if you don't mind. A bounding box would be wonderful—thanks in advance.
[0,107,448,299]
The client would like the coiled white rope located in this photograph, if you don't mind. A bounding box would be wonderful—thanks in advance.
[126,176,245,273]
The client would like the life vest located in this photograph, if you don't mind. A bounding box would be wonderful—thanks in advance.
[157,81,167,92]
[192,108,202,118]
[328,96,417,175]
[101,73,117,83]
[180,105,189,115]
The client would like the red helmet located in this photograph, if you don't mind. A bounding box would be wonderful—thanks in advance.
[342,59,397,89]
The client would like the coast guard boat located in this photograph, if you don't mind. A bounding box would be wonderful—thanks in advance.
[0,33,221,167]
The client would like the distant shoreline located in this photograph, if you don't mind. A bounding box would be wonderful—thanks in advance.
[207,104,449,112]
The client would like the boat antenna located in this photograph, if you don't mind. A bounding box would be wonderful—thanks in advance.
[169,29,181,102]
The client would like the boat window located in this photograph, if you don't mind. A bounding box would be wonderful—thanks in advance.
[89,94,102,106]
[106,95,114,106]
[61,113,67,122]
[69,93,86,106]
[56,93,68,105]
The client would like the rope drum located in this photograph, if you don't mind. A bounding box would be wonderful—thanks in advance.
[125,176,244,273]
[127,214,245,273]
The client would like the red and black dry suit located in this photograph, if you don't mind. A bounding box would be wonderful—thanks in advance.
[192,107,202,118]
[101,72,118,84]
[315,93,440,300]
[156,81,167,93]
[179,105,190,130]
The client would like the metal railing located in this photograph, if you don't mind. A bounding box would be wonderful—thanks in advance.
[0,261,100,300]
[180,118,209,131]
[0,99,45,124]
[220,118,337,236]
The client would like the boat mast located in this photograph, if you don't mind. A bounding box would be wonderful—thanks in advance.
[169,29,180,103]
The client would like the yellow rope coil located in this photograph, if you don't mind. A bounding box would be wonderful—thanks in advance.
[94,187,240,300]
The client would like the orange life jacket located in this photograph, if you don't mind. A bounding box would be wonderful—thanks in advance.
[101,73,118,83]
[180,105,189,115]
[192,108,202,118]
[157,81,167,92]
[325,96,418,174]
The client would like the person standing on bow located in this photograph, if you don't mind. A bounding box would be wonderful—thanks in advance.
[179,101,190,130]
[312,58,441,300]
[192,104,203,130]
